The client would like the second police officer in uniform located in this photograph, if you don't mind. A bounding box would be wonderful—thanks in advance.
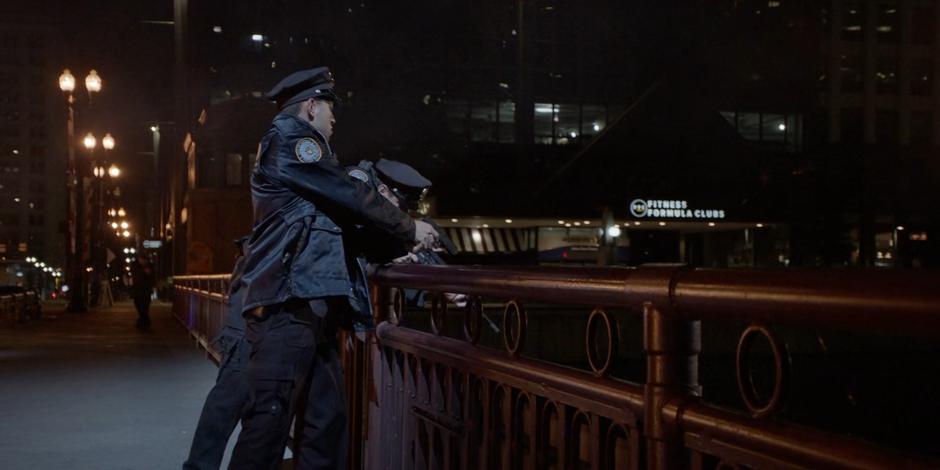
[227,67,439,469]
[184,158,446,470]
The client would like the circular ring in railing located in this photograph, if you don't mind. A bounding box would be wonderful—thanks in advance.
[604,423,633,469]
[463,295,484,344]
[586,308,619,377]
[390,288,405,325]
[735,323,790,418]
[430,293,447,335]
[502,300,527,357]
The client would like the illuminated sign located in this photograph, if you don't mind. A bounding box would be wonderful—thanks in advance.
[143,240,163,249]
[629,199,726,219]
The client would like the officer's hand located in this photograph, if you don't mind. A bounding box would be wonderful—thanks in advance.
[445,292,467,307]
[413,219,439,249]
[392,252,419,264]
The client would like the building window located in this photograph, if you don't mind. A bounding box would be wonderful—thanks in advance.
[534,103,582,145]
[497,101,515,144]
[580,105,606,139]
[722,111,802,152]
[737,112,761,141]
[556,104,580,144]
[533,103,557,145]
[841,3,864,42]
[876,5,899,43]
[875,57,897,94]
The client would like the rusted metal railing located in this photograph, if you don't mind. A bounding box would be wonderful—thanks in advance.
[365,265,940,470]
[173,266,940,469]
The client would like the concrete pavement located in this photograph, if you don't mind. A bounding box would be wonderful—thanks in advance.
[0,300,225,469]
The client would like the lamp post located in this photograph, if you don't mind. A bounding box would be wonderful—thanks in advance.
[92,152,118,307]
[60,68,102,313]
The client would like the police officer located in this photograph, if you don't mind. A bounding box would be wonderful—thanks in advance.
[347,159,466,307]
[228,67,438,469]
[183,238,252,470]
[184,160,438,470]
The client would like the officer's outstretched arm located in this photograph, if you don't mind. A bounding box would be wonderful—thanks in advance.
[268,133,415,242]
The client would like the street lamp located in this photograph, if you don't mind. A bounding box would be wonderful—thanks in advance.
[85,69,102,94]
[60,68,103,313]
[83,132,97,150]
[59,69,76,93]
[108,164,120,178]
[102,133,115,151]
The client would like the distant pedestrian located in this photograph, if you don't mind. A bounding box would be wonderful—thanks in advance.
[129,253,155,329]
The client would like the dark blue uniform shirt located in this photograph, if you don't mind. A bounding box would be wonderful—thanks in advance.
[238,113,415,330]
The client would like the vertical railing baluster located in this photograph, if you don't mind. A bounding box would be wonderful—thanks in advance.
[643,301,701,470]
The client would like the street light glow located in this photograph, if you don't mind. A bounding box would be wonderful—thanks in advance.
[108,165,121,178]
[59,69,76,92]
[150,125,158,132]
[83,132,97,150]
[118,208,126,217]
[111,222,119,229]
[122,230,131,238]
[608,226,622,237]
[102,133,115,150]
[120,221,129,229]
[85,69,102,93]
[251,34,264,42]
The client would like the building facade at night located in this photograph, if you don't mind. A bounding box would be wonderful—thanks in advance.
[0,17,67,284]
[163,0,940,273]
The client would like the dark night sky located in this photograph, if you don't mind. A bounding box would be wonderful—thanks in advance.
[10,0,177,232]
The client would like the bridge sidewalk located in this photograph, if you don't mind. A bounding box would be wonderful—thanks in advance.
[0,300,220,470]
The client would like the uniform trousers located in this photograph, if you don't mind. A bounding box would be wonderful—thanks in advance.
[183,332,251,470]
[228,298,348,470]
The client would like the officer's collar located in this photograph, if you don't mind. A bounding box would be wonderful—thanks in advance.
[277,112,333,157]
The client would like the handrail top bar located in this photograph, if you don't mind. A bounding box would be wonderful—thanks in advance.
[172,274,231,281]
[173,266,940,337]
[371,264,940,338]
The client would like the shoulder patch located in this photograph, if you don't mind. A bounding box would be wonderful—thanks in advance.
[348,168,370,183]
[294,138,323,163]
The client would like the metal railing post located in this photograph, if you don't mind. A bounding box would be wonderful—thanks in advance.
[643,301,701,470]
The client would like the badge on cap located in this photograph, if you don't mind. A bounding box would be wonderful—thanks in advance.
[348,169,370,183]
[295,138,323,163]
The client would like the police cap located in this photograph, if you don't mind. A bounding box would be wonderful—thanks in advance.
[375,158,431,211]
[265,66,338,109]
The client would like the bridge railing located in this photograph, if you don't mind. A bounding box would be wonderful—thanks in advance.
[173,266,940,469]
[172,275,230,362]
